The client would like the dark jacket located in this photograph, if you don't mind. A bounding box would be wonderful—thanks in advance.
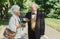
[26,11,45,36]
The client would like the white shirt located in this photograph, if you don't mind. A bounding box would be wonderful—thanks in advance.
[9,14,21,38]
[31,11,37,19]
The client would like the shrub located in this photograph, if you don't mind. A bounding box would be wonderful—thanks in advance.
[47,13,58,18]
[57,15,60,19]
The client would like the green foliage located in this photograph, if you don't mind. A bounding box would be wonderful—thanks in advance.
[47,13,58,18]
[21,0,32,13]
[0,0,7,4]
[0,0,60,19]
[47,9,58,18]
[57,15,60,19]
[45,0,60,18]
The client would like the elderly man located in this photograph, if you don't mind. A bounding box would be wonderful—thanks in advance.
[26,3,45,39]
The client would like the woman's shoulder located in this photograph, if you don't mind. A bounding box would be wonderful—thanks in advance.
[9,16,15,21]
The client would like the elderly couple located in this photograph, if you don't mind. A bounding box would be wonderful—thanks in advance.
[9,3,45,39]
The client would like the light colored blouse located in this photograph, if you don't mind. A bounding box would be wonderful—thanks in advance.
[9,14,21,38]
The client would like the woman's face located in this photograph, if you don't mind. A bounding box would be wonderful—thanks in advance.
[15,9,20,16]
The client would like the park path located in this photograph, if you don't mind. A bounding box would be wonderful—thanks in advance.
[45,25,60,39]
[0,25,7,38]
[0,25,60,39]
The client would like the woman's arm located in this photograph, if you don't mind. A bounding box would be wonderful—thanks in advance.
[9,17,17,32]
[9,17,22,32]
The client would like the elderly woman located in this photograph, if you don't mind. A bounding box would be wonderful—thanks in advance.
[9,5,22,39]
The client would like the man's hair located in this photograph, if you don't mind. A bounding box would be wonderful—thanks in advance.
[30,2,38,8]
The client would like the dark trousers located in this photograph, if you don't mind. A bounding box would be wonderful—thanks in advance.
[28,29,41,39]
[35,29,41,39]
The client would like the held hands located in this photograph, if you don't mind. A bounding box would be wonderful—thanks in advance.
[17,23,26,29]
[21,23,26,26]
[17,18,29,29]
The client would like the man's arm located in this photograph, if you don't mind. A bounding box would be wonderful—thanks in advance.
[25,13,29,18]
[40,13,45,35]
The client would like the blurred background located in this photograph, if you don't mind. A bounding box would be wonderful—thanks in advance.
[0,0,60,39]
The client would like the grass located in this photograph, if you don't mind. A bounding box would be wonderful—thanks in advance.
[0,25,3,30]
[45,18,60,31]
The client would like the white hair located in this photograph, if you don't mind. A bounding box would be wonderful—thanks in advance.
[30,2,38,8]
[11,5,20,14]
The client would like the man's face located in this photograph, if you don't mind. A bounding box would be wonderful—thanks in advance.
[30,5,37,13]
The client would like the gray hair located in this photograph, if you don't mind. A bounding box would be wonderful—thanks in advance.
[11,5,20,14]
[30,2,38,8]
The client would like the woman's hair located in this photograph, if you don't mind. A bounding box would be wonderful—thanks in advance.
[11,5,20,14]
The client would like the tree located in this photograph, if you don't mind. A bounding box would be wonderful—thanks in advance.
[0,0,8,19]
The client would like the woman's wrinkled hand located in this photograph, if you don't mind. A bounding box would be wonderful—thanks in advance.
[16,23,22,29]
[16,23,26,29]
[17,25,21,29]
[21,23,26,26]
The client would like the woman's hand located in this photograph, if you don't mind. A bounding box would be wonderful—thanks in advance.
[22,23,26,26]
[16,25,21,29]
[21,23,26,27]
[16,23,22,29]
[16,23,26,29]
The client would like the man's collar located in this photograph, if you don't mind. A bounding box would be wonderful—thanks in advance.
[31,11,37,15]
